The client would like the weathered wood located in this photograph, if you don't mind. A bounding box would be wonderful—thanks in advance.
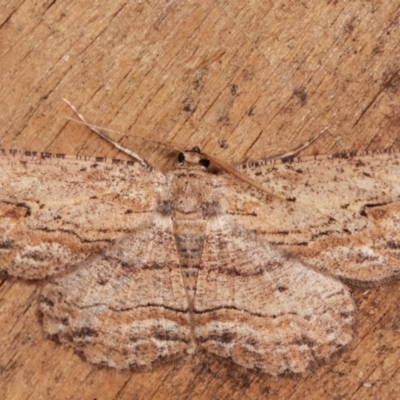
[1,1,400,399]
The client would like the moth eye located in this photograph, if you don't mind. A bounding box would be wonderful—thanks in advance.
[178,153,185,163]
[199,158,210,168]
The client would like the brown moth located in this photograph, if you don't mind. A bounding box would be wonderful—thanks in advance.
[1,104,399,376]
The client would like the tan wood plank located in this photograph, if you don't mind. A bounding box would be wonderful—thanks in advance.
[1,1,400,399]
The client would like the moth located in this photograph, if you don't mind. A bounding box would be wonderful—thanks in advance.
[1,103,399,376]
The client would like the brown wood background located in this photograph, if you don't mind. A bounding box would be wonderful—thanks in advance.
[1,1,400,399]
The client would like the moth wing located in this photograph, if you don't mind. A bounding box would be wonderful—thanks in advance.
[39,214,191,369]
[0,151,164,279]
[193,214,356,375]
[226,151,400,286]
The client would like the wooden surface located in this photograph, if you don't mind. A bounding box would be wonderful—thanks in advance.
[1,1,400,399]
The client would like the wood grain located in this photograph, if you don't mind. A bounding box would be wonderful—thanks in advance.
[1,1,400,399]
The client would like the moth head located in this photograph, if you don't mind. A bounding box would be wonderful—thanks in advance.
[176,147,210,169]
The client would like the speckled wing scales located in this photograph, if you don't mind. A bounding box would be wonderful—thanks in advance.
[193,214,356,375]
[2,142,400,374]
[233,151,400,286]
[0,150,191,368]
[0,150,163,279]
[39,215,191,369]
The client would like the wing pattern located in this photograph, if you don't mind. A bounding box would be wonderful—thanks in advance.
[0,151,162,279]
[1,147,400,374]
[194,214,356,375]
[231,151,400,286]
[40,216,191,369]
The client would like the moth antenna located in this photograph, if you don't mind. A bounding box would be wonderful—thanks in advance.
[261,129,328,162]
[204,151,285,199]
[63,99,182,165]
[204,130,327,200]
